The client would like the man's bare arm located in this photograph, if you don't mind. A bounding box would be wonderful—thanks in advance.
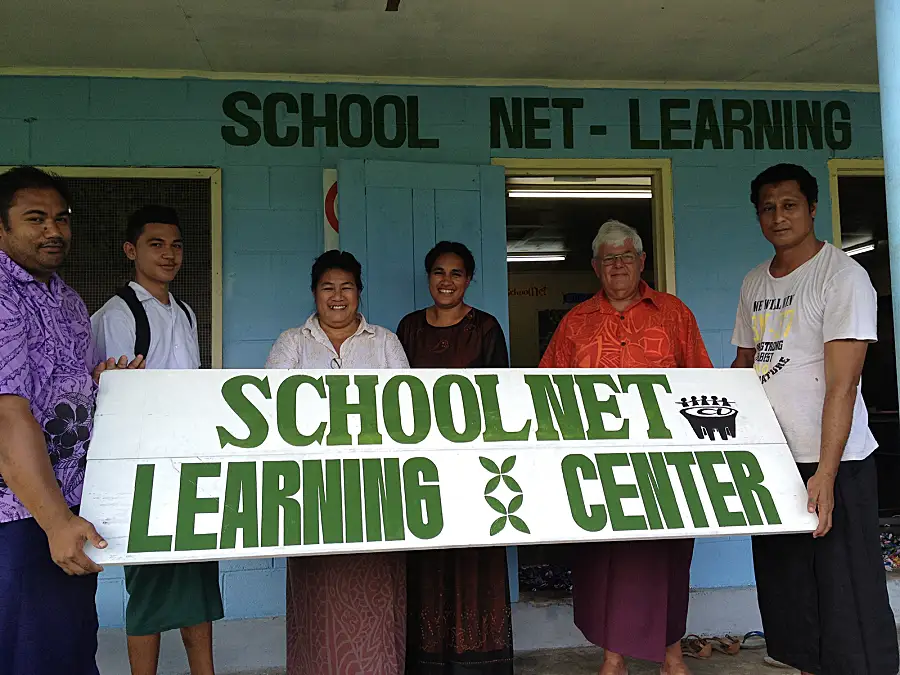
[806,339,869,537]
[731,347,755,368]
[0,395,106,574]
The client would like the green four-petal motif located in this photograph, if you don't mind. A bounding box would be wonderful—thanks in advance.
[480,455,531,536]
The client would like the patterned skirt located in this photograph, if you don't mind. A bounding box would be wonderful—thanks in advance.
[405,547,514,674]
[286,552,406,675]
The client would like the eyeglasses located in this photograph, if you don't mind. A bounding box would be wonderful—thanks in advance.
[330,357,342,369]
[599,252,638,266]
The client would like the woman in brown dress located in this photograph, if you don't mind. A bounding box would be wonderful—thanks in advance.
[396,241,514,675]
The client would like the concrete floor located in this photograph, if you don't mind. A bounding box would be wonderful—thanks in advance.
[514,647,794,674]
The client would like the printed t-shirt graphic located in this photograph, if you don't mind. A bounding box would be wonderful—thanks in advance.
[732,243,878,463]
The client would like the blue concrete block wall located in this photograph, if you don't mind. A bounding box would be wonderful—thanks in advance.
[0,75,884,625]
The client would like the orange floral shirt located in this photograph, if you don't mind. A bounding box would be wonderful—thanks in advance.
[539,282,713,369]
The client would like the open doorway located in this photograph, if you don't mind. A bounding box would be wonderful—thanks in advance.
[495,159,673,599]
[830,159,900,569]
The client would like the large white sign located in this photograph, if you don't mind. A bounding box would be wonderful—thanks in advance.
[80,368,816,565]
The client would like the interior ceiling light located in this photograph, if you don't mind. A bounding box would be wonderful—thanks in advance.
[846,242,876,256]
[507,254,567,262]
[507,190,652,199]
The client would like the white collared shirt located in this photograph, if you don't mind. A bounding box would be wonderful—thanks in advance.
[91,281,200,370]
[265,313,409,369]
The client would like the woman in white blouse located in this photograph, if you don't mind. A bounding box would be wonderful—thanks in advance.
[265,250,409,675]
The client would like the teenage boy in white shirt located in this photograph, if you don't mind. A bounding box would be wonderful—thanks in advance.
[731,163,898,675]
[92,206,222,675]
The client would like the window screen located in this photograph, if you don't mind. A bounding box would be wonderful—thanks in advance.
[58,177,214,369]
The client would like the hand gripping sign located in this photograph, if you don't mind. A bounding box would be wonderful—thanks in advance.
[79,368,816,565]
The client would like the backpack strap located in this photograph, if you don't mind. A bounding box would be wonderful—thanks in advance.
[173,296,194,329]
[115,285,151,358]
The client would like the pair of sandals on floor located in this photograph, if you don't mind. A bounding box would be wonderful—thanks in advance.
[680,630,767,658]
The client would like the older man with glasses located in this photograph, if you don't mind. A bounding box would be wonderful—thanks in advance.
[540,219,713,675]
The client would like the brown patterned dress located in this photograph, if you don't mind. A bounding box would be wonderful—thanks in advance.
[396,308,514,675]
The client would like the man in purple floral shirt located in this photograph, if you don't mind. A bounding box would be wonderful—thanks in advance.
[0,166,142,675]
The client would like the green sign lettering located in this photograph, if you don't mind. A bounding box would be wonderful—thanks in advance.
[595,453,646,532]
[277,375,327,446]
[217,375,272,449]
[476,374,531,442]
[696,451,747,527]
[261,461,301,547]
[127,464,173,553]
[403,457,443,539]
[524,374,586,441]
[325,375,383,446]
[174,462,221,551]
[433,374,482,443]
[726,451,782,526]
[220,462,260,549]
[302,459,344,545]
[561,454,607,532]
[631,452,684,530]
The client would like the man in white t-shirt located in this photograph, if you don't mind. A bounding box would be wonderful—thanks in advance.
[92,206,223,675]
[731,163,898,675]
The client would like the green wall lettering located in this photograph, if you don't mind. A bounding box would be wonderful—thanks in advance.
[373,95,407,148]
[595,453,646,531]
[222,92,437,149]
[174,463,222,551]
[221,91,262,146]
[574,374,628,440]
[217,375,272,449]
[403,457,444,539]
[382,375,432,444]
[362,458,406,542]
[631,452,684,530]
[723,99,753,149]
[694,98,723,150]
[618,374,673,439]
[300,92,339,147]
[660,98,692,150]
[433,374,483,443]
[726,451,782,526]
[339,93,373,148]
[225,91,853,153]
[220,462,260,549]
[629,98,661,149]
[127,464,173,553]
[561,454,608,532]
[263,92,300,147]
[475,374,531,442]
[490,97,523,148]
[490,96,584,150]
[325,375,383,446]
[696,451,747,527]
[553,98,583,149]
[524,97,552,149]
[753,99,783,150]
[302,459,344,545]
[277,375,327,446]
[665,452,709,528]
[261,461,302,547]
[825,100,852,150]
[524,374,586,441]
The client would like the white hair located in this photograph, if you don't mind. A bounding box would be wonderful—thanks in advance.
[591,219,644,257]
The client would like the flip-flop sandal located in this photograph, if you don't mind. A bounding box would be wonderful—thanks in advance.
[680,635,712,659]
[710,635,741,655]
[763,656,794,669]
[741,631,767,649]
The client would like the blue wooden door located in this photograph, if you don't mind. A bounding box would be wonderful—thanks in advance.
[337,159,518,601]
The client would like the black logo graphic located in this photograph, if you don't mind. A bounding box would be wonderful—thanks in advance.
[679,396,737,441]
